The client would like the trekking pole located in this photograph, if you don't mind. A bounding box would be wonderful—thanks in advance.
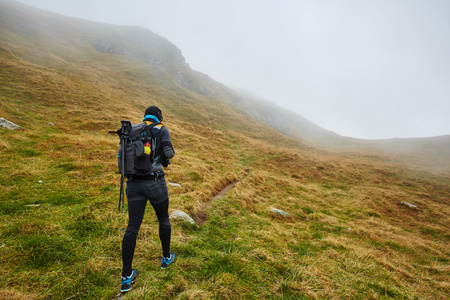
[109,121,131,213]
[119,141,125,212]
[119,121,131,213]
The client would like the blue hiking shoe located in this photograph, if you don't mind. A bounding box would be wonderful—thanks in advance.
[120,269,138,293]
[161,252,176,269]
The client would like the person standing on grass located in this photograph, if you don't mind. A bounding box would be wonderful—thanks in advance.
[121,106,176,293]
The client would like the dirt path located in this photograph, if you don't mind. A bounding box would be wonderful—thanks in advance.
[192,179,242,226]
[212,180,239,200]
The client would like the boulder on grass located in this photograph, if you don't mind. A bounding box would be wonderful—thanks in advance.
[0,118,22,130]
[170,209,196,225]
[269,207,290,218]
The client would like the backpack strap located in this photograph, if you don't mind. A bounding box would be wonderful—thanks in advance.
[142,121,164,159]
[150,123,163,159]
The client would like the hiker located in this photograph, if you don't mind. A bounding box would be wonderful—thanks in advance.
[120,106,176,293]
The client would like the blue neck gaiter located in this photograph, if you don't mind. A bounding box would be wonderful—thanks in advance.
[143,115,160,123]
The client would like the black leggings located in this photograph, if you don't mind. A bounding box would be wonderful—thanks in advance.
[122,199,171,277]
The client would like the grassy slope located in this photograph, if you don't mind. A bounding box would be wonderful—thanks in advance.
[1,2,449,299]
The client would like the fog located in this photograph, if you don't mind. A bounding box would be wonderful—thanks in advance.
[16,0,450,139]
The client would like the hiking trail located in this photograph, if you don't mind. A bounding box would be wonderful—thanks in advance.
[212,180,239,201]
[192,170,250,225]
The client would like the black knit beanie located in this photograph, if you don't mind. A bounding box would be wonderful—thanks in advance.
[144,106,163,122]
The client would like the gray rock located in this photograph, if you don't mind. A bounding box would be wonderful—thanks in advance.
[0,118,22,130]
[400,201,420,210]
[170,209,196,225]
[270,207,290,218]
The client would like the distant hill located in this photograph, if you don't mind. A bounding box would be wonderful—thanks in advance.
[234,91,450,174]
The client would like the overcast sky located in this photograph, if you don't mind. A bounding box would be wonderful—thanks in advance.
[16,0,450,139]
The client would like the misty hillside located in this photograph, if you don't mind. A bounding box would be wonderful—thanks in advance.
[1,1,449,299]
[0,0,340,145]
[3,0,448,177]
[236,92,450,175]
[0,0,349,139]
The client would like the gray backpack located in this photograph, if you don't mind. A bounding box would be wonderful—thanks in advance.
[110,120,162,211]
[117,121,161,176]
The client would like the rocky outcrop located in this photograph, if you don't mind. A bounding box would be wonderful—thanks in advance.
[89,25,224,97]
[91,26,188,69]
